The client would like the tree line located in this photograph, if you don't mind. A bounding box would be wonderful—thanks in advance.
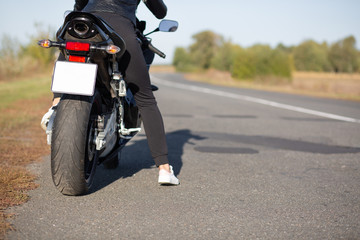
[2,27,359,82]
[172,31,360,82]
[0,25,56,80]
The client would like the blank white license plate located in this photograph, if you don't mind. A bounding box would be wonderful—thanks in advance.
[51,61,98,96]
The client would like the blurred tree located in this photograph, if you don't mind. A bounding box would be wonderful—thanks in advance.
[250,44,273,76]
[173,47,195,72]
[293,40,332,72]
[232,44,292,81]
[171,30,360,80]
[20,23,57,66]
[329,36,358,73]
[0,35,22,79]
[189,31,222,69]
[275,43,294,54]
[0,35,20,58]
[232,47,256,79]
[0,23,56,80]
[211,40,242,72]
[270,48,293,79]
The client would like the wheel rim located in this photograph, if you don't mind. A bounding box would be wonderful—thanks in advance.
[85,118,97,183]
[84,95,101,185]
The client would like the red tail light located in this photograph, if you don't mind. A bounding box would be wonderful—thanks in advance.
[66,42,90,51]
[69,55,86,63]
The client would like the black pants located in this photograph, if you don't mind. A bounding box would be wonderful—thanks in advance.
[55,12,169,167]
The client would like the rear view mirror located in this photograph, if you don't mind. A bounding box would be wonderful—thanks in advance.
[158,20,178,32]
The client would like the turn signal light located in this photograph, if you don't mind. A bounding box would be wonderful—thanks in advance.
[106,45,120,54]
[38,39,51,48]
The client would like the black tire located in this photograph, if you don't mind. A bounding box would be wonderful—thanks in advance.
[51,92,102,196]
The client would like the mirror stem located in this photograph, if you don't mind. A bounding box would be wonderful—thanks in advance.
[144,28,159,37]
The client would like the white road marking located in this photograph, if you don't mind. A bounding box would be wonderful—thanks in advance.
[152,76,360,124]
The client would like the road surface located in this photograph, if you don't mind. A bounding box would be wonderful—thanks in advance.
[7,73,360,239]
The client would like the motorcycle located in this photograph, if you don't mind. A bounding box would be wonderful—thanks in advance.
[38,11,178,196]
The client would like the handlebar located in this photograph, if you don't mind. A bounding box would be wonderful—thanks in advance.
[148,42,166,59]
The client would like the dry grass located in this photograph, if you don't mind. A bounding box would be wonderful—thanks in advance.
[0,57,51,83]
[150,65,176,73]
[184,69,360,101]
[0,85,51,238]
[292,72,360,100]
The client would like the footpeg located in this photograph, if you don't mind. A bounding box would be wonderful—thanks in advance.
[118,79,127,97]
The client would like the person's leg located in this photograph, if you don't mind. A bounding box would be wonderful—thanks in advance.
[40,53,64,130]
[96,13,178,183]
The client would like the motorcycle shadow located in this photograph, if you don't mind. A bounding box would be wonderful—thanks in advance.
[90,129,205,193]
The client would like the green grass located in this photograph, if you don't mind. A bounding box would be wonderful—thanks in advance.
[0,74,52,110]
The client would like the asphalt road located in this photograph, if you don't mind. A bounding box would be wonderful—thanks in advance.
[7,73,360,239]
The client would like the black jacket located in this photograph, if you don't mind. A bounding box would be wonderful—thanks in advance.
[74,0,167,25]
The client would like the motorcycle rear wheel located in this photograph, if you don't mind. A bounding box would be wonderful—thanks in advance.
[51,92,102,196]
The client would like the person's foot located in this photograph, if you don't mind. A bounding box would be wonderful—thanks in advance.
[158,165,180,185]
[40,106,56,131]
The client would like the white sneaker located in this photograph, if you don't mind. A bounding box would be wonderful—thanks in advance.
[158,165,180,185]
[40,106,55,131]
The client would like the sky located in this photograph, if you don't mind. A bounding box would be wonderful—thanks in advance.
[1,0,359,64]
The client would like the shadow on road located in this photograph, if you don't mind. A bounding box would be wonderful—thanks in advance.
[90,129,205,193]
[196,131,360,154]
[89,128,360,194]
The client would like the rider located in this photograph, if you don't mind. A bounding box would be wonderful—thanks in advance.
[41,0,179,185]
